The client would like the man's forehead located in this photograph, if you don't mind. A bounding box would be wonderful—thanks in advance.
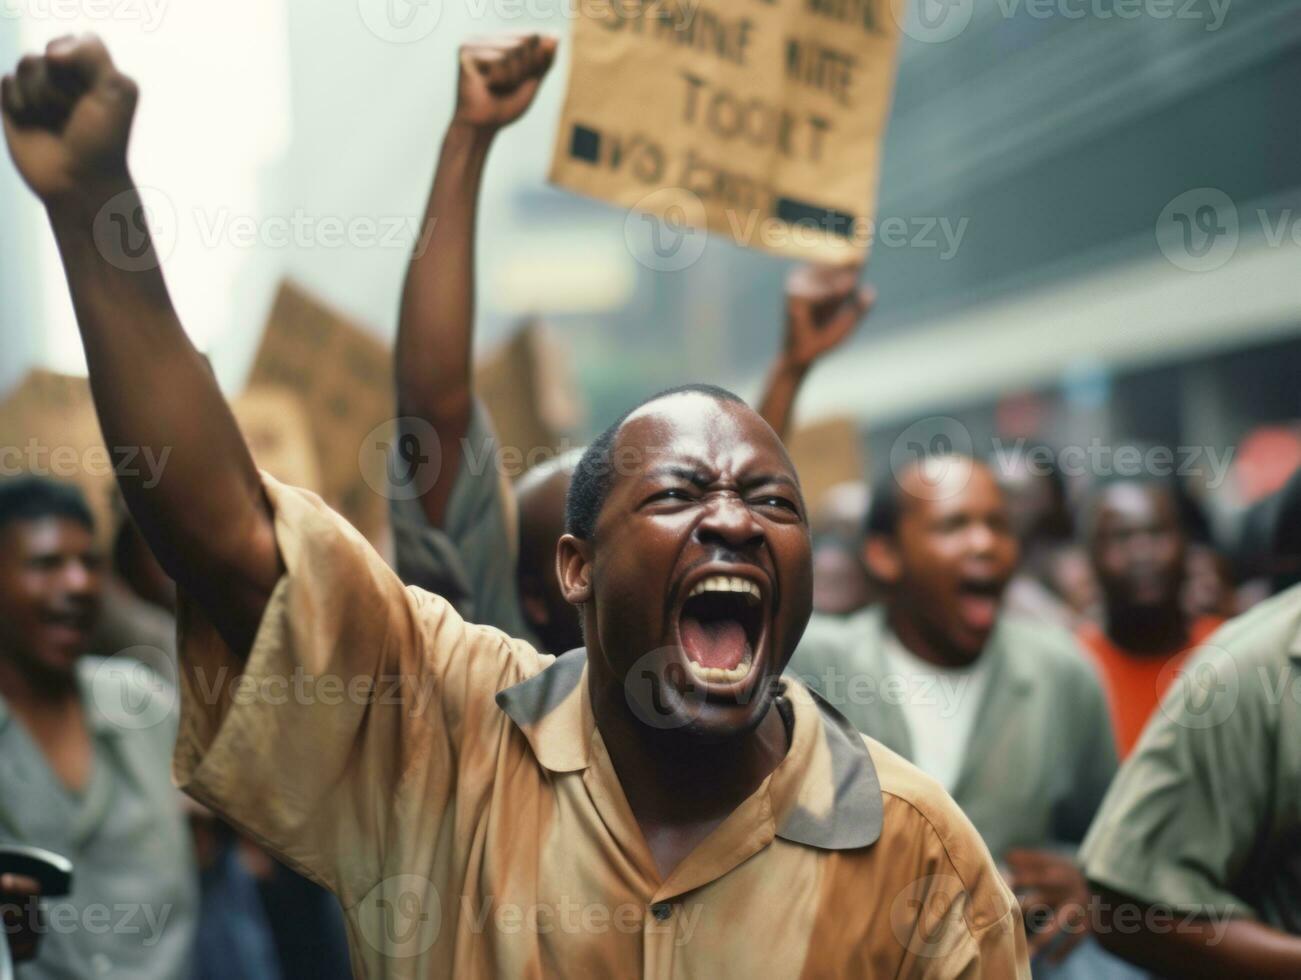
[616,393,792,477]
[899,457,1001,513]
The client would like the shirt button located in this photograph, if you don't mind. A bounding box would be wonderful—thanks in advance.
[651,903,672,921]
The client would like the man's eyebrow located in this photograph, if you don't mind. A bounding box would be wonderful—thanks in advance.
[646,464,712,487]
[743,472,801,492]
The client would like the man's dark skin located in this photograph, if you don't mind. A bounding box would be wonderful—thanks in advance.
[0,508,102,962]
[2,34,813,883]
[1087,480,1191,654]
[865,457,1090,962]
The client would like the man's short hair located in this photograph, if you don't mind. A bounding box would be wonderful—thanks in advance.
[863,453,982,540]
[1078,465,1203,544]
[565,384,746,540]
[0,475,95,535]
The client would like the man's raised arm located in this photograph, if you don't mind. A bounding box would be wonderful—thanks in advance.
[757,263,873,441]
[396,34,555,528]
[2,35,278,655]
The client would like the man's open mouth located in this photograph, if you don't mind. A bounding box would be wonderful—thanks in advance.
[677,574,765,686]
[955,576,1004,633]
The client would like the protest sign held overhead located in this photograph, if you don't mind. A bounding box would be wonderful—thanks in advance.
[549,0,905,263]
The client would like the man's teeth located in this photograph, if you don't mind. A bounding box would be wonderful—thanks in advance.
[687,574,761,604]
[686,650,754,684]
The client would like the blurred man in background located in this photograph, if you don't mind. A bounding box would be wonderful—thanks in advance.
[791,455,1136,978]
[1082,583,1301,978]
[0,476,197,977]
[1078,473,1225,758]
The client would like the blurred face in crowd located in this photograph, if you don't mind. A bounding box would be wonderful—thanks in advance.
[868,458,1019,666]
[812,538,873,615]
[1089,482,1186,613]
[0,517,102,683]
[516,458,584,655]
[560,393,813,740]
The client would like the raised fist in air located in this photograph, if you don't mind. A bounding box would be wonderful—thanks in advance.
[2,34,137,202]
[454,33,557,131]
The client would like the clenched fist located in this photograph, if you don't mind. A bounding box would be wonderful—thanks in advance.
[1,34,136,203]
[454,33,557,131]
[782,263,875,371]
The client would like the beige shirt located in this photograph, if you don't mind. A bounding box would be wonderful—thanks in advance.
[173,475,1029,978]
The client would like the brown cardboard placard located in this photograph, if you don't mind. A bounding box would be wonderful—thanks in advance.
[0,370,117,550]
[246,281,394,544]
[549,0,904,262]
[786,414,865,524]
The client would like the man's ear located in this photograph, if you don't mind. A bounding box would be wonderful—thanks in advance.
[556,533,593,605]
[863,534,902,586]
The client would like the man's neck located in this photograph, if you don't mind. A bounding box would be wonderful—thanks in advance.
[1105,601,1189,655]
[885,605,982,670]
[590,674,790,876]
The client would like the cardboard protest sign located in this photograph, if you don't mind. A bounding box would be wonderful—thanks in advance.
[786,414,865,525]
[231,387,325,495]
[0,370,117,549]
[549,0,903,262]
[246,281,394,544]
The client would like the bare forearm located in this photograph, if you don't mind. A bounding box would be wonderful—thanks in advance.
[757,356,808,441]
[47,178,278,652]
[395,122,494,526]
[1097,893,1301,978]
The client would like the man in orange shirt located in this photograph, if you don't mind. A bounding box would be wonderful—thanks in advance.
[1078,474,1224,757]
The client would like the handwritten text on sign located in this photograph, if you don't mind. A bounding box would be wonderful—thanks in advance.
[549,0,903,262]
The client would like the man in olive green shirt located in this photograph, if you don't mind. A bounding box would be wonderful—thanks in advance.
[1081,584,1301,977]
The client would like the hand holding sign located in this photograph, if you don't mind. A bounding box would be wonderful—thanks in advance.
[455,34,557,132]
[1,34,136,202]
[783,264,875,371]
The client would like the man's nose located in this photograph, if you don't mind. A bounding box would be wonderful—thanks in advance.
[695,494,765,552]
[61,558,100,596]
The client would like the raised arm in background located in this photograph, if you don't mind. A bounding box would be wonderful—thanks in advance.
[396,34,555,528]
[757,263,874,441]
[2,35,278,656]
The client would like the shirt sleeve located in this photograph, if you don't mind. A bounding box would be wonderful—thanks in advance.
[173,472,550,904]
[388,400,532,638]
[1080,638,1274,918]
